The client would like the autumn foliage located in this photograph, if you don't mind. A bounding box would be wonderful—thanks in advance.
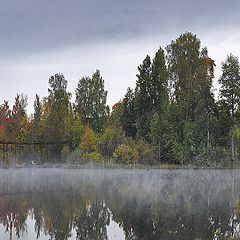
[204,57,216,78]
[80,126,103,161]
[0,95,23,142]
[0,32,239,166]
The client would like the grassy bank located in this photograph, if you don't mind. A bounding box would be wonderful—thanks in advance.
[0,159,239,169]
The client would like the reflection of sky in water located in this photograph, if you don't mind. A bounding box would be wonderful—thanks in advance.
[0,169,240,239]
[0,209,124,240]
[0,214,50,240]
[106,209,125,240]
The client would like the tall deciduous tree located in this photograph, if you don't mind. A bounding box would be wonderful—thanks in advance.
[194,49,215,148]
[218,54,240,162]
[166,32,202,122]
[166,32,215,152]
[75,70,109,133]
[47,73,72,159]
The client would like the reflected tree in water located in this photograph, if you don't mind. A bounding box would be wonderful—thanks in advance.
[74,201,110,240]
[0,170,240,239]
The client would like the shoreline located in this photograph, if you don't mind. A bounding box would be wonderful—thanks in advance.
[0,162,238,170]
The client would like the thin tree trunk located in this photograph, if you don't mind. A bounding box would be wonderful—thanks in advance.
[232,123,234,162]
[232,106,235,162]
[206,108,210,147]
[158,142,161,164]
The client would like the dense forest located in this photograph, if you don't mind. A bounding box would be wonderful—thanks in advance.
[1,32,240,167]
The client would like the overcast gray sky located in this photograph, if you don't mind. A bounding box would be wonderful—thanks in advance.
[1,0,240,113]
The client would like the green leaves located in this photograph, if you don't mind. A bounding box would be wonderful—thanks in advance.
[219,54,240,110]
[166,32,203,120]
[72,115,84,151]
[46,74,73,158]
[135,48,168,141]
[120,88,136,138]
[218,54,240,161]
[75,70,109,133]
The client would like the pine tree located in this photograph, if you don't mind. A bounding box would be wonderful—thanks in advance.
[120,87,137,138]
[151,47,169,114]
[135,55,152,141]
[34,94,42,130]
[135,48,169,141]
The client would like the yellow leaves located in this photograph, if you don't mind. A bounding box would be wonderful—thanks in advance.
[42,97,50,120]
[87,152,104,161]
[113,144,133,164]
[132,148,139,162]
[61,145,70,160]
[81,126,95,152]
[18,114,33,142]
[80,126,103,161]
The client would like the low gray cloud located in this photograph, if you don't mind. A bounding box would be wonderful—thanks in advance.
[1,0,239,57]
[0,0,240,112]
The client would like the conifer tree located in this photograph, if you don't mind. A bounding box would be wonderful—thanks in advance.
[151,47,169,114]
[34,94,42,130]
[135,48,169,142]
[135,55,152,141]
[120,87,136,138]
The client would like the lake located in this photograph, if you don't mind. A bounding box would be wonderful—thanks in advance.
[0,168,239,239]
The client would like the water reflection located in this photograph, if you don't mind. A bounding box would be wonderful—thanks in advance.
[0,169,240,239]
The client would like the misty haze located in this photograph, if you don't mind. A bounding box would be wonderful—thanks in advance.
[1,0,240,239]
[0,168,240,239]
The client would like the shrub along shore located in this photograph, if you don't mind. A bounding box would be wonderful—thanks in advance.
[0,160,238,169]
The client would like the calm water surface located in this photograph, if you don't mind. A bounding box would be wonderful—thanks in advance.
[0,168,239,240]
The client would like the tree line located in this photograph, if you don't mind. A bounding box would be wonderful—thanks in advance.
[0,32,240,166]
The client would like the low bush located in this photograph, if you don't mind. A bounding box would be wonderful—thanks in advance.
[194,146,231,167]
[113,144,134,164]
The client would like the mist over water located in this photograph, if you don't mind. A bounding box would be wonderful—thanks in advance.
[0,168,239,239]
